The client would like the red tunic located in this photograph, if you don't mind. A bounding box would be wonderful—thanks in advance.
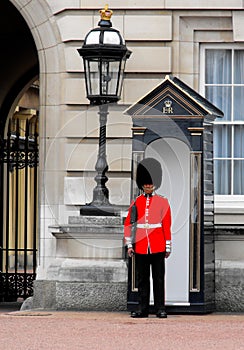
[124,194,172,254]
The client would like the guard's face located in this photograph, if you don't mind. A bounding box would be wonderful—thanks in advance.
[142,184,155,194]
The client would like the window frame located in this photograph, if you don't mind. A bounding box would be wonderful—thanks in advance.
[200,44,244,201]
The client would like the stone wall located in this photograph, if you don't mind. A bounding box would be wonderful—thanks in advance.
[215,228,244,312]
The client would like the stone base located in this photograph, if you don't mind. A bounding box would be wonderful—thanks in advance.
[59,282,127,311]
[80,204,127,216]
[32,259,128,311]
[215,227,244,312]
[215,261,244,312]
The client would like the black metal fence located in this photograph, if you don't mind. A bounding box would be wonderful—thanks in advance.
[0,118,38,301]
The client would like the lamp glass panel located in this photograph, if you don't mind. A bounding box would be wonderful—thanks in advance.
[103,31,121,45]
[117,59,126,97]
[86,31,100,45]
[85,59,99,96]
[100,60,121,96]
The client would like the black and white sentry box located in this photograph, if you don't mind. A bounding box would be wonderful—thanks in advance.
[124,75,223,314]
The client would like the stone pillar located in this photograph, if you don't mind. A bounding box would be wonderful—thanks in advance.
[30,215,128,311]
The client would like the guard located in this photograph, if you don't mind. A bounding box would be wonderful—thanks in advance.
[124,158,172,318]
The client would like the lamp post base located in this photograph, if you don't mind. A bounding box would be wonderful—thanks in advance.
[80,204,128,216]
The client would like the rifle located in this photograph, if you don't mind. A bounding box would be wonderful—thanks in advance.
[130,202,138,247]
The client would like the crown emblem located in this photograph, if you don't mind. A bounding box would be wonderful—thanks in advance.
[164,100,172,108]
[99,4,113,21]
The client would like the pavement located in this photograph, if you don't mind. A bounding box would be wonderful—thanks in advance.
[0,303,244,350]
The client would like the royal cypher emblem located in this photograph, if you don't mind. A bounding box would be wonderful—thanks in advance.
[162,99,173,114]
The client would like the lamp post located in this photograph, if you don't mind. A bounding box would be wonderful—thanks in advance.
[78,5,131,215]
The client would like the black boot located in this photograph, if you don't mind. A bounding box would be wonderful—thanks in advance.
[131,311,148,318]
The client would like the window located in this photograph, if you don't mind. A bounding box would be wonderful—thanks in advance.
[201,46,244,195]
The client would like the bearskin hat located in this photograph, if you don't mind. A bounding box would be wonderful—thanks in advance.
[136,157,162,190]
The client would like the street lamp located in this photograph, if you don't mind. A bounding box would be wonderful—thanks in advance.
[77,5,131,215]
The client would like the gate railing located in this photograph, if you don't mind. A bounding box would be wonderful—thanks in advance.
[0,118,38,301]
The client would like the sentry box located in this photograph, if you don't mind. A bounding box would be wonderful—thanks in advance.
[125,75,223,314]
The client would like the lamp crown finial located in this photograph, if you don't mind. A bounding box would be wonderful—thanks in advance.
[99,4,113,21]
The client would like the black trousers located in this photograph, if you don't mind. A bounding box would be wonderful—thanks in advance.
[135,252,165,314]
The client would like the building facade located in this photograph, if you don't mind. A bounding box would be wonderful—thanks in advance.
[0,0,243,311]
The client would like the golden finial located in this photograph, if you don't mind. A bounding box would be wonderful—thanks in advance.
[99,4,113,21]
